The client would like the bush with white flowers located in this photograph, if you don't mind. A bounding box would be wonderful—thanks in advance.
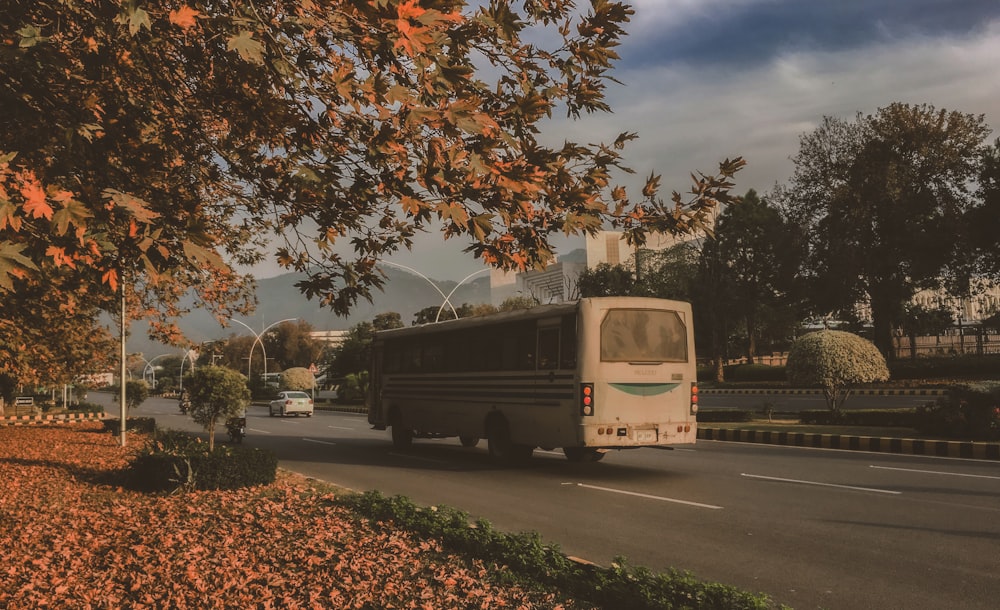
[786,330,889,412]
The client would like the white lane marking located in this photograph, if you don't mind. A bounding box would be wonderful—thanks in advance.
[563,482,723,510]
[327,425,354,431]
[246,428,271,434]
[302,438,337,446]
[741,473,900,495]
[870,465,1000,481]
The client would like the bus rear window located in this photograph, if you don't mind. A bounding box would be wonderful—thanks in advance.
[600,309,687,363]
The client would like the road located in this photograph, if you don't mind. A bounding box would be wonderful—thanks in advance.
[97,393,1000,610]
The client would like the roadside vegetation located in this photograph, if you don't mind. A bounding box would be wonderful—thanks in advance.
[0,423,784,610]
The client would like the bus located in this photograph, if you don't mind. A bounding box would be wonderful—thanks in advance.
[368,297,698,463]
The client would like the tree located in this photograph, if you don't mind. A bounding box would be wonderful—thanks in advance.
[373,313,405,331]
[111,380,149,413]
[708,190,805,362]
[785,330,889,413]
[185,365,250,451]
[498,296,540,311]
[1,0,742,345]
[576,263,637,298]
[327,322,376,380]
[263,320,325,371]
[900,304,954,359]
[279,367,315,392]
[776,103,992,358]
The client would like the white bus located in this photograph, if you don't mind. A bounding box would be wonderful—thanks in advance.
[368,297,699,463]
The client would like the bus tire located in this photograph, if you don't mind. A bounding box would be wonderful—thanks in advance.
[563,447,606,462]
[487,417,532,464]
[459,436,479,448]
[389,411,412,448]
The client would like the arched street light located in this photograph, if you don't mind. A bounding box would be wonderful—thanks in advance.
[142,353,172,390]
[379,261,489,322]
[230,317,297,383]
[178,349,197,392]
[434,268,490,323]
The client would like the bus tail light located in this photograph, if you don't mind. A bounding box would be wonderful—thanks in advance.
[580,383,594,416]
[690,382,699,415]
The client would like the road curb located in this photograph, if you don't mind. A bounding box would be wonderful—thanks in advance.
[698,427,1000,460]
[700,388,948,396]
[0,412,106,426]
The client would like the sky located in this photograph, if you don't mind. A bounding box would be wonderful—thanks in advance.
[243,0,1000,282]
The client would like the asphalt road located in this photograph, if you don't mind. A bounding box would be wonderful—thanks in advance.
[96,394,1000,610]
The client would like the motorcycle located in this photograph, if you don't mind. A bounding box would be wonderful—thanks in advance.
[226,417,246,444]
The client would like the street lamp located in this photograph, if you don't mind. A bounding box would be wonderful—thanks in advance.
[142,353,172,390]
[434,268,489,323]
[379,261,463,321]
[178,349,197,392]
[230,317,297,383]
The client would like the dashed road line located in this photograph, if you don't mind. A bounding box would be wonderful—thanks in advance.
[563,482,723,510]
[741,473,900,495]
[870,465,1000,481]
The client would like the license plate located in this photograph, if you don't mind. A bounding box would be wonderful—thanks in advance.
[636,429,656,443]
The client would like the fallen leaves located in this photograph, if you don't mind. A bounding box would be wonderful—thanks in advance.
[0,424,586,609]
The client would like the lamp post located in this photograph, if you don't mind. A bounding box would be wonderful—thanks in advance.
[434,268,489,323]
[380,261,469,321]
[178,349,197,392]
[142,353,172,391]
[230,317,297,383]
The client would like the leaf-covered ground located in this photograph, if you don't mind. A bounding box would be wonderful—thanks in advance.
[0,423,585,609]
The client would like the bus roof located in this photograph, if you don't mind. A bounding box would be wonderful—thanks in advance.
[374,296,691,340]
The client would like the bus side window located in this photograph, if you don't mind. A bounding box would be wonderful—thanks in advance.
[537,327,559,370]
[517,323,535,370]
[560,315,577,369]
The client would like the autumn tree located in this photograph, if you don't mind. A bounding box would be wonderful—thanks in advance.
[262,320,325,372]
[1,1,742,346]
[776,103,991,358]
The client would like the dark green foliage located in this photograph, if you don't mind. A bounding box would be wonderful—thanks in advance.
[889,354,1000,381]
[914,383,1000,441]
[697,410,756,423]
[798,409,921,427]
[102,417,156,435]
[336,491,777,610]
[70,401,104,414]
[126,430,277,493]
[723,364,788,383]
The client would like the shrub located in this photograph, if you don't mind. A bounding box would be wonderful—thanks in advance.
[786,330,889,412]
[798,409,920,427]
[336,491,774,610]
[697,410,755,423]
[724,364,788,383]
[914,382,1000,441]
[70,401,104,414]
[102,417,156,435]
[127,430,278,493]
[279,367,315,391]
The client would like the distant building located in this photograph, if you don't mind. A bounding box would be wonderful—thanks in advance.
[309,330,349,348]
[491,230,700,305]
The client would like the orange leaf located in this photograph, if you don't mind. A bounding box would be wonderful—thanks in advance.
[20,181,53,220]
[169,6,200,29]
[102,268,118,292]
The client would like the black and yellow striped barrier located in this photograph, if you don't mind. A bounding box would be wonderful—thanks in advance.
[700,388,947,396]
[0,412,106,426]
[698,427,1000,460]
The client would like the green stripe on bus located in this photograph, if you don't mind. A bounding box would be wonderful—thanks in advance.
[609,382,680,396]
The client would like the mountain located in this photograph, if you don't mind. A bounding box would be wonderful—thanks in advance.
[124,268,492,357]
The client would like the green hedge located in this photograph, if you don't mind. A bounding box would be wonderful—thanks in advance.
[336,491,778,610]
[914,382,1000,441]
[102,417,157,435]
[126,430,277,492]
[889,354,1000,380]
[697,410,756,423]
[798,409,920,427]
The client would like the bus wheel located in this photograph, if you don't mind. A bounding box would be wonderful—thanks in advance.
[487,418,532,463]
[459,436,479,448]
[563,447,606,462]
[390,412,412,448]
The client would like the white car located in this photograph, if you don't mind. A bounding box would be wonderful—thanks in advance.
[269,391,314,417]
